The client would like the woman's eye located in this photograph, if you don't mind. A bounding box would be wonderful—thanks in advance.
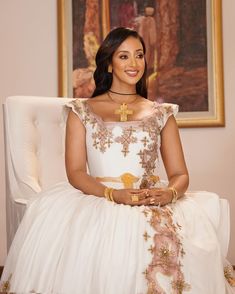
[119,55,128,59]
[136,53,144,59]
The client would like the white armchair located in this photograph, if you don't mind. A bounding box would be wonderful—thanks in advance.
[3,96,231,260]
[3,96,73,249]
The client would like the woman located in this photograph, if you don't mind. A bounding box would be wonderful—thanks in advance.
[1,27,234,294]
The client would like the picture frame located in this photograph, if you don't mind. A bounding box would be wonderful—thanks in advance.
[58,0,225,128]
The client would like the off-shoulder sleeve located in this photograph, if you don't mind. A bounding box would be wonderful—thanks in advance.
[157,103,179,131]
[66,98,87,123]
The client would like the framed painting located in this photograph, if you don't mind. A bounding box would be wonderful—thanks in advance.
[58,0,225,127]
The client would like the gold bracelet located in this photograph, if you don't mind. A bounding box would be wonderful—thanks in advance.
[104,187,116,202]
[104,187,111,201]
[168,187,178,203]
[109,188,115,202]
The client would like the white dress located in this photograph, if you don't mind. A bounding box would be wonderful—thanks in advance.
[1,99,235,294]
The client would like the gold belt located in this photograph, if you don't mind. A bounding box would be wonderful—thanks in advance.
[96,173,160,189]
[96,173,139,189]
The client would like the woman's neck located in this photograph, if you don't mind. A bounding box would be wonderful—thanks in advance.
[109,85,137,102]
[109,89,137,96]
[107,91,138,105]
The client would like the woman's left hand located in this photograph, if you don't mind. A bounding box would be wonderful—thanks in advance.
[147,187,173,206]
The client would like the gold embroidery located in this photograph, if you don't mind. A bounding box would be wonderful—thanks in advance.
[0,273,12,293]
[72,101,174,186]
[142,269,149,278]
[115,127,137,157]
[141,136,149,147]
[140,175,160,189]
[142,207,191,293]
[180,248,186,257]
[224,265,235,287]
[83,115,90,125]
[92,126,113,153]
[137,117,160,178]
[171,278,191,294]
[148,245,154,254]
[142,209,149,217]
[143,231,151,241]
[159,246,175,262]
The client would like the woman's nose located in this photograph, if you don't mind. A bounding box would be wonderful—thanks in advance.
[129,56,137,67]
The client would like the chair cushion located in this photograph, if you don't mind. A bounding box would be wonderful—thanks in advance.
[4,96,74,200]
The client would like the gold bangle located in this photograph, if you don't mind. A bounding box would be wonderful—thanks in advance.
[109,188,115,202]
[104,187,111,201]
[104,187,115,202]
[168,187,178,203]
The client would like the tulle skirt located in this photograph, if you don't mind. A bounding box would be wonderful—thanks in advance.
[1,182,235,294]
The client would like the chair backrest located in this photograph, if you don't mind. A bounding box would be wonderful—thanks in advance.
[3,96,74,202]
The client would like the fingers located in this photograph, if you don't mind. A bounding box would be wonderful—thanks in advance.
[128,192,159,206]
[128,188,171,206]
[129,189,149,201]
[135,196,160,207]
[147,188,164,197]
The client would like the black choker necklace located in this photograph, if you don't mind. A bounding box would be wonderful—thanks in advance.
[109,89,137,96]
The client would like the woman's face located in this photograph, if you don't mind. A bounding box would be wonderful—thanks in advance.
[110,37,145,89]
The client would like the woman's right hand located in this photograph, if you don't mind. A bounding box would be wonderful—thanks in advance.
[112,189,151,206]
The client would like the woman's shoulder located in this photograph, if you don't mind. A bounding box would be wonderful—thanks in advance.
[65,98,91,122]
[155,102,179,116]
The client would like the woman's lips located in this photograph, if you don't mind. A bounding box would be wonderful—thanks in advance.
[125,70,139,77]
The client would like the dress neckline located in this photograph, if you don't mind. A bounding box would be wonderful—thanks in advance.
[83,99,159,125]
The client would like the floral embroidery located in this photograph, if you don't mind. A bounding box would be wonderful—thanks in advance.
[142,207,191,294]
[115,126,137,156]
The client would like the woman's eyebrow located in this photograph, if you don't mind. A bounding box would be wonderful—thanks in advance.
[116,49,144,54]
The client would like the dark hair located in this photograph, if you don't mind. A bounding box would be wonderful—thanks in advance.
[92,27,148,98]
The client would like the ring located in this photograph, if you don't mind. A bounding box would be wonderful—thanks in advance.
[131,194,139,202]
[149,197,155,205]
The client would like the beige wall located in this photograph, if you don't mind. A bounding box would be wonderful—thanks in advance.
[0,1,234,266]
[0,0,58,265]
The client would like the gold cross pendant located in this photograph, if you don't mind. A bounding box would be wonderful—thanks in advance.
[114,103,133,122]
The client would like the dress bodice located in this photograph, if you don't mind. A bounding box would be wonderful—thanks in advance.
[67,99,178,188]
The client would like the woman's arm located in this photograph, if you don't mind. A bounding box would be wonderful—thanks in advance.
[160,115,189,198]
[147,115,189,206]
[65,110,106,197]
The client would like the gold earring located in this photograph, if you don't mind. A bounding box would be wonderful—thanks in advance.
[108,65,112,73]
